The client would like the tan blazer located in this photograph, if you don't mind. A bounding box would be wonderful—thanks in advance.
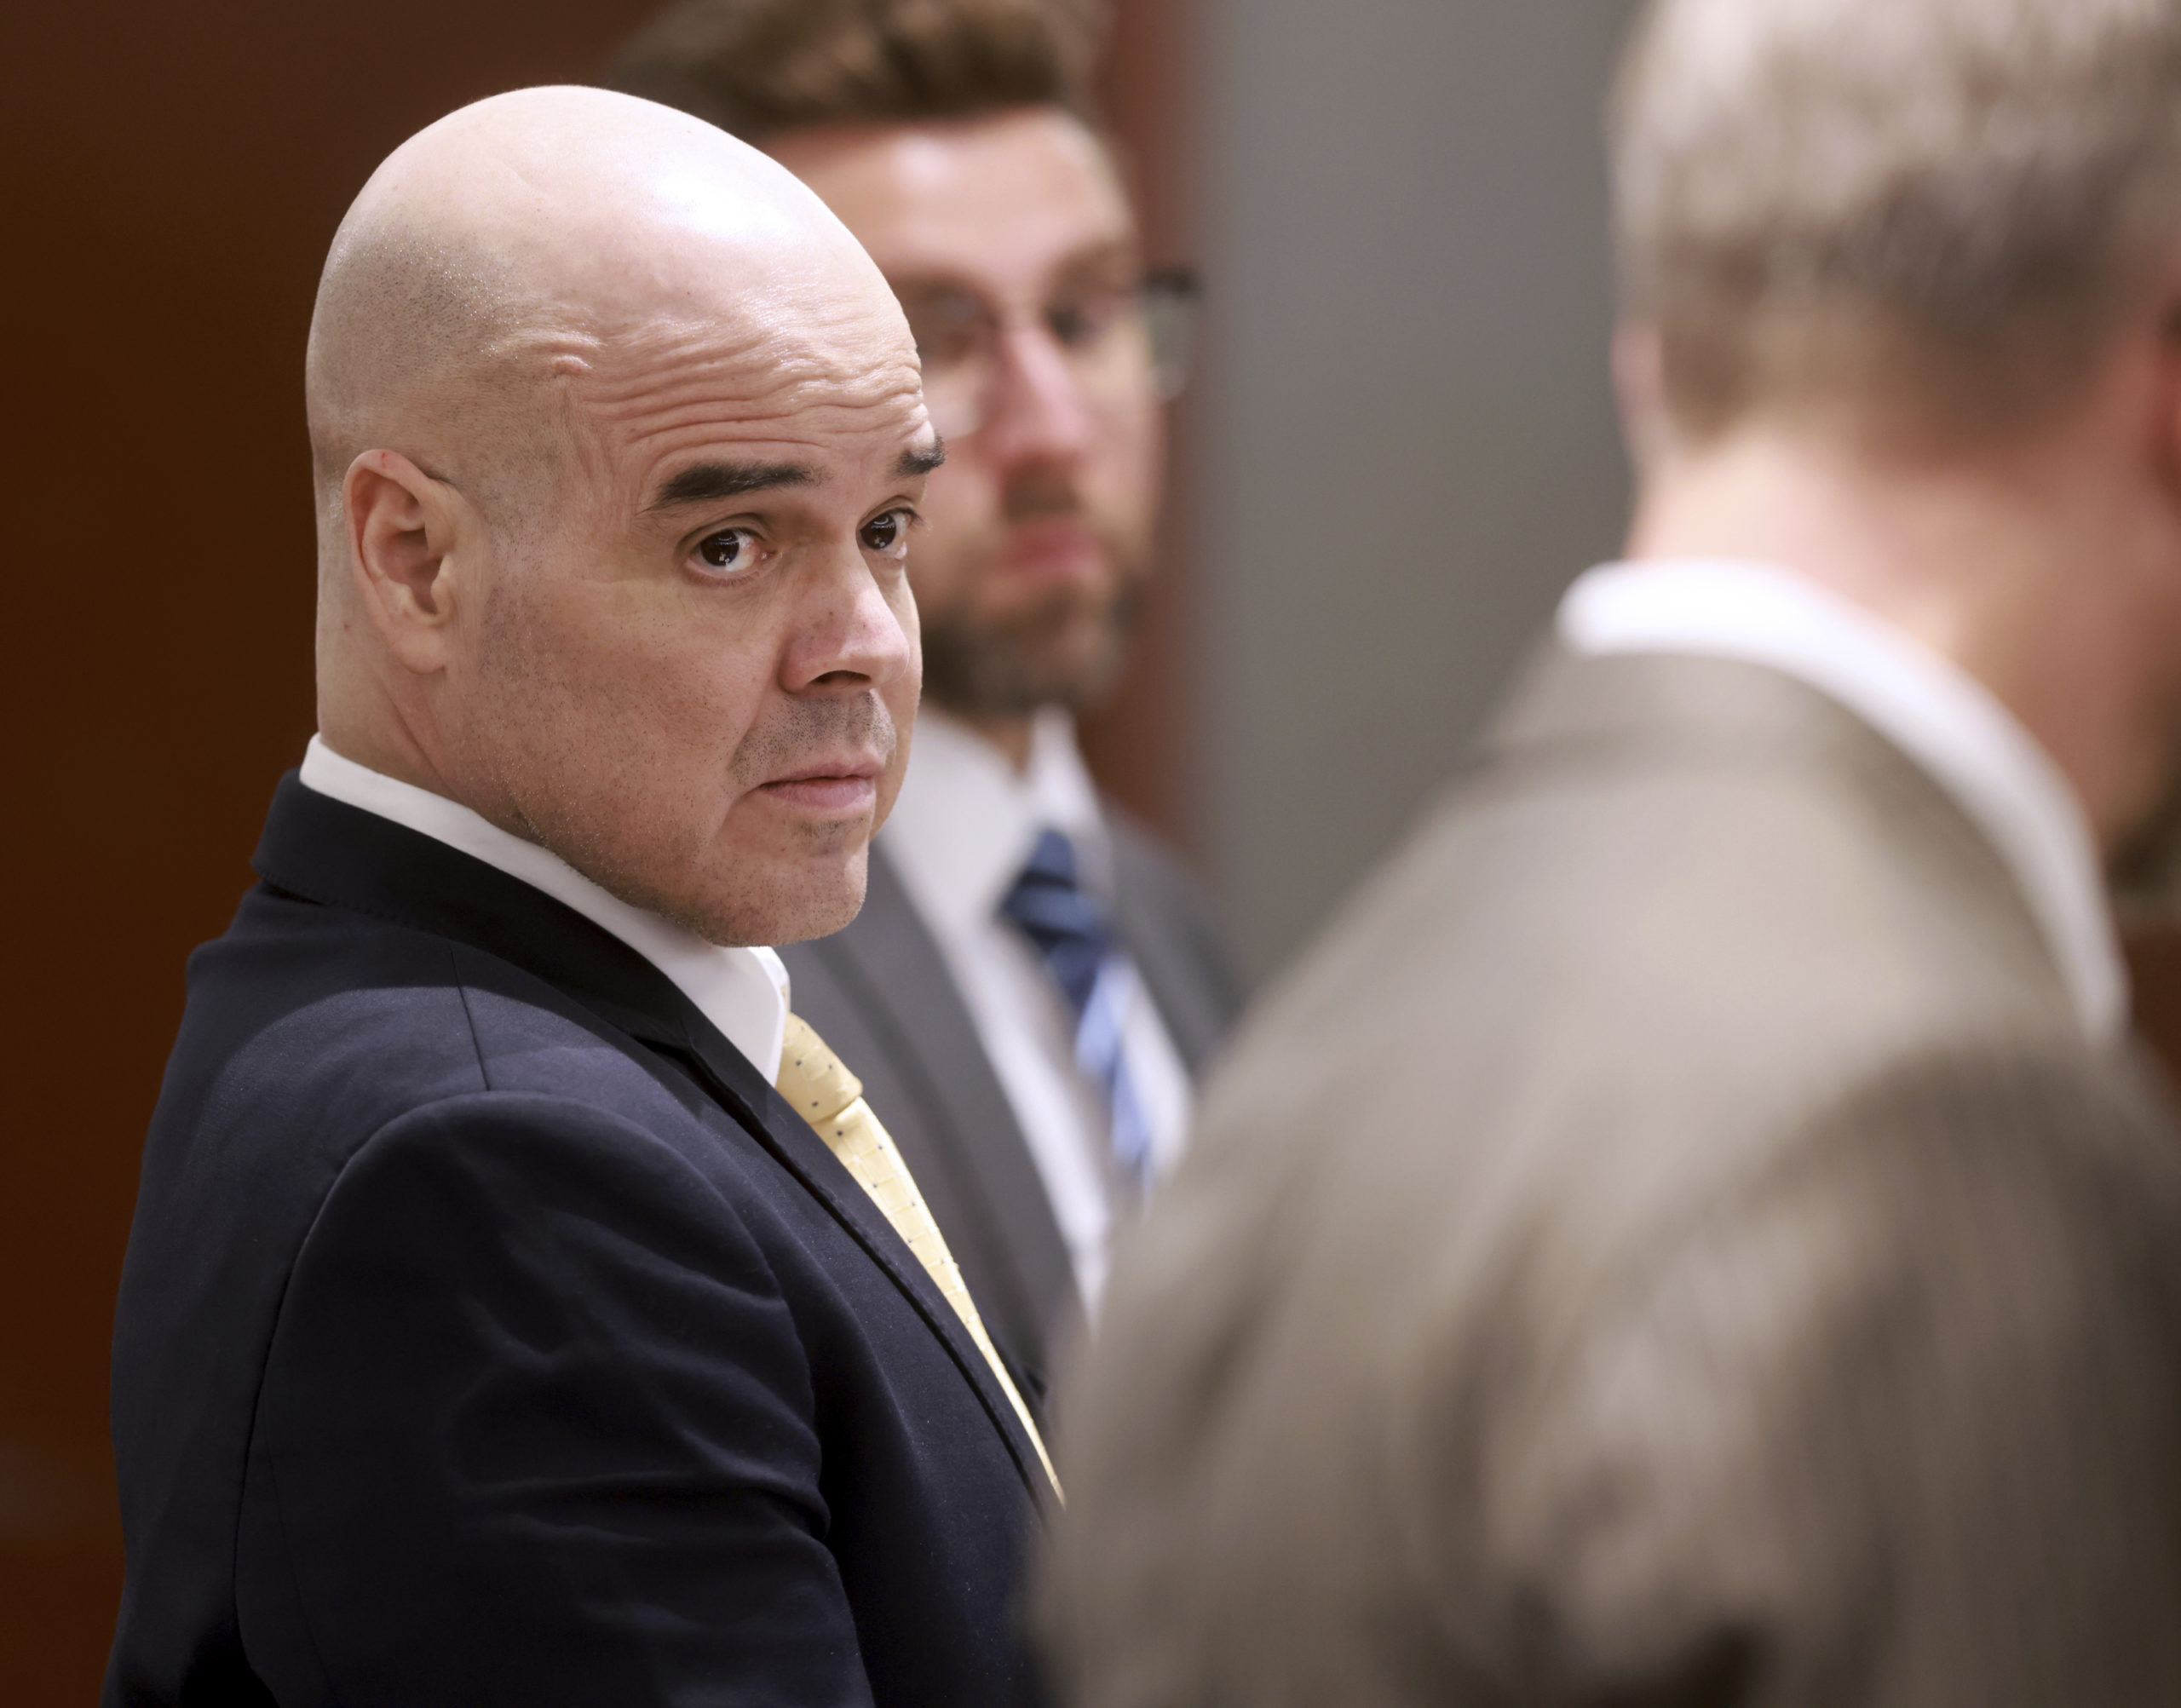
[1044,648,2181,1707]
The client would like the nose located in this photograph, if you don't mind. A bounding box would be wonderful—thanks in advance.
[977,321,1098,468]
[780,542,917,699]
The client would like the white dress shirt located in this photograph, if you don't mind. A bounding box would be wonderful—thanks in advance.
[1559,558,2127,1045]
[299,736,791,1082]
[881,706,1194,1313]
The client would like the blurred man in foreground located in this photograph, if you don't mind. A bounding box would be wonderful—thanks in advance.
[106,85,1051,1706]
[613,0,1240,1406]
[1048,1,2181,1701]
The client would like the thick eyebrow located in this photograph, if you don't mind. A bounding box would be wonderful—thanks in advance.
[647,460,817,513]
[889,237,1141,304]
[898,438,947,479]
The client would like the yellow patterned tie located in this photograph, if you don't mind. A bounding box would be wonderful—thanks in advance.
[776,1014,1061,1498]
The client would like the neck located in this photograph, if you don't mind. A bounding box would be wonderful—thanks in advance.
[315,718,452,802]
[1626,420,2149,845]
[315,665,492,822]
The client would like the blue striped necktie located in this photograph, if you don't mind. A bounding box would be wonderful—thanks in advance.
[999,827,1153,1189]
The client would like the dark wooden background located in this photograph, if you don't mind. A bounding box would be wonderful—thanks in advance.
[0,3,1196,1695]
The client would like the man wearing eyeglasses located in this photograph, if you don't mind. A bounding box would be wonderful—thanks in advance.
[609,0,1240,1412]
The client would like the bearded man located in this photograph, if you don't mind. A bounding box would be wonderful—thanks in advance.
[613,0,1241,1406]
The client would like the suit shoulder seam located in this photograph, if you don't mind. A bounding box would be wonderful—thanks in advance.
[448,940,493,1094]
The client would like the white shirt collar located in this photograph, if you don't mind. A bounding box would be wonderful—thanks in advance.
[1558,558,2127,1045]
[882,705,1108,935]
[297,736,791,1081]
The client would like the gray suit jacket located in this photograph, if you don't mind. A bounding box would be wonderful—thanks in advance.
[780,813,1240,1410]
[1046,648,2181,1707]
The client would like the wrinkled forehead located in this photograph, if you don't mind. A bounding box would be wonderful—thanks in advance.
[535,275,929,500]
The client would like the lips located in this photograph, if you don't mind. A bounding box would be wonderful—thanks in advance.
[998,517,1105,583]
[757,755,884,815]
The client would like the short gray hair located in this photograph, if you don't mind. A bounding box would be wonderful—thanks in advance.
[1613,0,2181,440]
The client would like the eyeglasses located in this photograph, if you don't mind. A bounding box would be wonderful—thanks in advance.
[897,267,1200,441]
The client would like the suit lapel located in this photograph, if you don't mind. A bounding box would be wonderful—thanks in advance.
[251,776,1049,1503]
[808,846,1079,1371]
[599,996,1052,1503]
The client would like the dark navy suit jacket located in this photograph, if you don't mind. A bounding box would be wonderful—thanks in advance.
[105,776,1050,1707]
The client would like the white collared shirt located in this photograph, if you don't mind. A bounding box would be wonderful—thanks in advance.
[881,706,1194,1312]
[1559,558,2127,1045]
[299,736,791,1081]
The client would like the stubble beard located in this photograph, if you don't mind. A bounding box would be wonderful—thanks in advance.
[918,474,1152,720]
[919,576,1142,719]
[680,690,900,947]
[484,636,899,947]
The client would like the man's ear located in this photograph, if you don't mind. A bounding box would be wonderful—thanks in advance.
[1612,320,1676,478]
[343,449,469,672]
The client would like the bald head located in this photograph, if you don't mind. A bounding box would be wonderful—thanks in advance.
[309,87,901,565]
[312,85,935,947]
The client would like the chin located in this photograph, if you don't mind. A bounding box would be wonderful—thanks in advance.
[704,849,872,948]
